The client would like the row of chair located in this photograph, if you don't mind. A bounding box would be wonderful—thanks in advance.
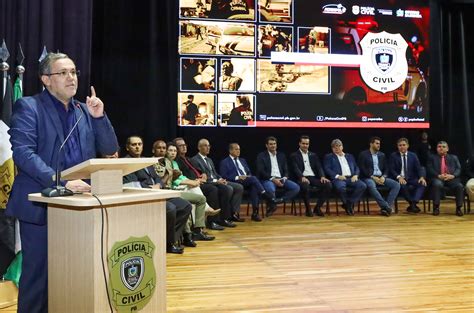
[245,185,472,218]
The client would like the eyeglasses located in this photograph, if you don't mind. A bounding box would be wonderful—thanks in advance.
[44,69,80,78]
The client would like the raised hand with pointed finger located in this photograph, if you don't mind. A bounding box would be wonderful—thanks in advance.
[86,86,104,117]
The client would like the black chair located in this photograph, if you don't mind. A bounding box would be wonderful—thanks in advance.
[424,185,470,214]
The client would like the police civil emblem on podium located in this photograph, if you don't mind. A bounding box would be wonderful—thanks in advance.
[28,158,180,313]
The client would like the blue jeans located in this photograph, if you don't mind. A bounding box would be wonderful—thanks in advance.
[261,179,300,201]
[363,177,400,210]
[332,178,367,205]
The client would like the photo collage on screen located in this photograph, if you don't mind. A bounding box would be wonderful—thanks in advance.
[178,0,330,127]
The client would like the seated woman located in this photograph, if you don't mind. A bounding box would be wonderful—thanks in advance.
[164,143,220,244]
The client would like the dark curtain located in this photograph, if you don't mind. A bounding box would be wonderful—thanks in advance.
[0,0,93,99]
[431,0,474,160]
[92,0,178,153]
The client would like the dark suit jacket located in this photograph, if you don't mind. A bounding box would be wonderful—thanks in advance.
[357,150,389,179]
[426,153,461,179]
[289,150,325,180]
[191,154,221,182]
[323,153,359,179]
[256,151,289,180]
[175,156,201,180]
[389,151,424,179]
[6,90,118,224]
[219,156,253,182]
[123,156,162,188]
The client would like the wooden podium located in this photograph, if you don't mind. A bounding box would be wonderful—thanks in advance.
[28,158,180,313]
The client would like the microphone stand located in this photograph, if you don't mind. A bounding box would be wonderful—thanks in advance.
[41,101,84,197]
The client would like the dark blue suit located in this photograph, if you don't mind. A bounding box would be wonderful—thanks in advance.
[220,156,265,211]
[6,90,118,313]
[389,151,426,205]
[323,153,366,207]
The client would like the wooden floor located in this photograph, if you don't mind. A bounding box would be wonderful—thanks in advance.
[2,201,473,312]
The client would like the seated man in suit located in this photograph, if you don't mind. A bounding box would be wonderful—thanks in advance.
[173,137,225,231]
[220,143,274,222]
[389,137,427,214]
[289,135,331,217]
[256,136,300,216]
[323,139,366,215]
[464,154,474,202]
[427,141,464,216]
[121,136,195,254]
[191,138,244,228]
[358,136,400,216]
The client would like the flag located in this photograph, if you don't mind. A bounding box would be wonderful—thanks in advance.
[0,75,16,278]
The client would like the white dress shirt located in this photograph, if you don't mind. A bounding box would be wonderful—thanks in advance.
[269,151,282,178]
[300,149,316,177]
[336,154,351,177]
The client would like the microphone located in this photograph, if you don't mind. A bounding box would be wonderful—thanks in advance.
[41,101,85,197]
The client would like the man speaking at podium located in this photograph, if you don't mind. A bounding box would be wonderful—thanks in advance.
[6,53,118,313]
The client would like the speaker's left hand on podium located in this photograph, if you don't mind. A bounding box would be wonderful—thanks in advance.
[66,180,91,192]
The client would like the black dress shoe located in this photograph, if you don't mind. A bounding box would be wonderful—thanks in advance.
[193,231,215,241]
[230,214,245,222]
[166,244,184,254]
[219,219,237,228]
[183,233,197,247]
[305,210,314,217]
[207,222,225,230]
[343,202,354,216]
[406,206,419,214]
[251,213,262,222]
[272,197,284,204]
[433,207,440,216]
[313,207,325,217]
[456,207,464,216]
[381,209,391,217]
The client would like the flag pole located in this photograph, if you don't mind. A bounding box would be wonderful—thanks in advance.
[0,39,10,99]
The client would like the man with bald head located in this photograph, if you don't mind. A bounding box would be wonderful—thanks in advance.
[191,138,244,227]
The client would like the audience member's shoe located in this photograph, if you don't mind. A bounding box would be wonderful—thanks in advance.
[251,212,262,222]
[218,219,236,228]
[456,207,464,217]
[313,206,325,217]
[406,206,420,214]
[205,207,221,216]
[343,202,354,216]
[183,233,197,247]
[380,209,391,217]
[230,213,245,222]
[166,243,184,254]
[413,205,421,213]
[261,191,273,200]
[266,203,277,217]
[193,231,215,241]
[433,207,440,216]
[207,221,225,231]
[305,209,314,217]
[271,197,284,204]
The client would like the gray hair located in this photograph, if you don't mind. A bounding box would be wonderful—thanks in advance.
[39,52,70,76]
[331,139,343,147]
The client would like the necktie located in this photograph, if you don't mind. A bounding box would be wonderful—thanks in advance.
[182,157,201,178]
[204,157,215,178]
[441,155,447,174]
[403,154,408,178]
[234,158,245,175]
